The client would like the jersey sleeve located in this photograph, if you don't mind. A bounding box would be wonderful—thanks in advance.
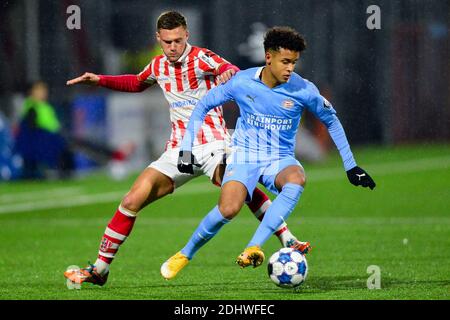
[137,60,157,85]
[305,84,337,127]
[198,49,231,75]
[98,75,150,92]
[180,78,236,151]
[306,83,357,171]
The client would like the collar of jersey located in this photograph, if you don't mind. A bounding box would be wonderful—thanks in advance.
[254,67,264,80]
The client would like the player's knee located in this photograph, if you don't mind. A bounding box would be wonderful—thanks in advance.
[161,182,175,195]
[218,202,242,219]
[289,172,306,187]
[121,192,144,213]
[277,166,306,188]
[297,174,307,187]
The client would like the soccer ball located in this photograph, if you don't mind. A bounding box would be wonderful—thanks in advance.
[267,248,308,288]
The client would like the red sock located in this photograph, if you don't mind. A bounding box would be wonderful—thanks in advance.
[274,225,288,237]
[97,206,136,264]
[247,188,272,220]
[248,188,289,238]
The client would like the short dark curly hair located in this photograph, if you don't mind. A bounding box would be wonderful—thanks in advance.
[157,11,187,31]
[264,26,307,53]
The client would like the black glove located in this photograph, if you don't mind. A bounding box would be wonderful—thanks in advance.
[346,166,376,190]
[177,150,200,174]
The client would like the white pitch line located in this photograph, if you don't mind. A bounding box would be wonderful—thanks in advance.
[0,191,124,215]
[307,155,450,181]
[0,155,449,215]
[0,187,85,204]
[0,183,218,215]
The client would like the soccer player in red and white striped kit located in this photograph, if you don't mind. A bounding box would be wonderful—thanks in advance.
[64,11,310,286]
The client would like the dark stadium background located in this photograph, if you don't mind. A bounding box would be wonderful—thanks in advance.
[1,0,448,147]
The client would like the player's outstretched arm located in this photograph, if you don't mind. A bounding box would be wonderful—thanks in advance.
[177,78,236,175]
[306,90,376,190]
[66,72,100,86]
[325,118,376,190]
[67,73,150,92]
[177,99,217,175]
[180,79,235,153]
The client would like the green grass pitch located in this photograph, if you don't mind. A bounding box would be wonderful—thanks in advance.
[0,144,449,300]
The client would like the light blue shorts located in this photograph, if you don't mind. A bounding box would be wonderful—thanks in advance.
[221,156,302,201]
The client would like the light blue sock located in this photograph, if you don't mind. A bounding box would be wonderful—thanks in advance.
[181,206,230,259]
[247,183,303,248]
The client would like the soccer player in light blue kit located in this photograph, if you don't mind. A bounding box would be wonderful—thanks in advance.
[161,27,375,279]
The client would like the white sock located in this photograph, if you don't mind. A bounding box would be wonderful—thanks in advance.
[277,225,297,247]
[94,259,110,276]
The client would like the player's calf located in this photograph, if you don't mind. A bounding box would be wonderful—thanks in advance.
[94,205,137,275]
[249,188,307,250]
[218,181,247,219]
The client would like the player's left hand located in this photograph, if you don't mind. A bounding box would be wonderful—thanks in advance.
[217,69,236,84]
[177,150,201,175]
[346,166,376,190]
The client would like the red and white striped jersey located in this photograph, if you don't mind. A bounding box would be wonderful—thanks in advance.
[137,43,231,150]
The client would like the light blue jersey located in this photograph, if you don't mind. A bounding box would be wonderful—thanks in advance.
[181,67,356,195]
[178,66,361,257]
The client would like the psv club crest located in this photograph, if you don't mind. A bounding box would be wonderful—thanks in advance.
[282,99,294,109]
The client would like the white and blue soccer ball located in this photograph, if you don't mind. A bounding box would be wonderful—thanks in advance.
[267,247,308,288]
